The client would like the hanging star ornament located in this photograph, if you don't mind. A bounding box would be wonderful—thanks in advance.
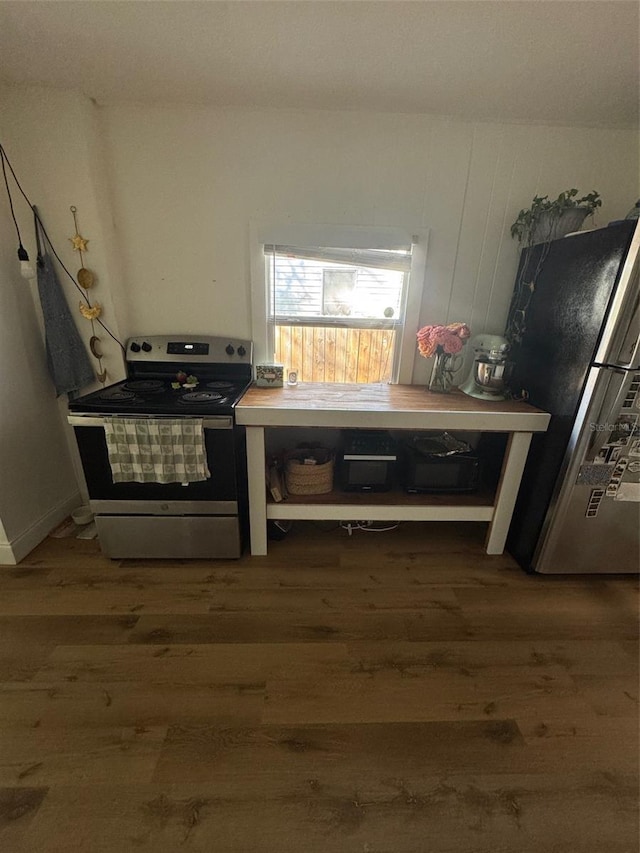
[70,234,89,252]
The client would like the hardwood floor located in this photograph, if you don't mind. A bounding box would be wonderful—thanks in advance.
[0,521,637,852]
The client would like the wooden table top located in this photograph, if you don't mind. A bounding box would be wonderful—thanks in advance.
[236,383,550,432]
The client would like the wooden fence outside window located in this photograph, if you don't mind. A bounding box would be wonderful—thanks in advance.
[274,325,396,384]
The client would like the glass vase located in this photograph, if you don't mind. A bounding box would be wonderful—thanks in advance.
[428,350,458,393]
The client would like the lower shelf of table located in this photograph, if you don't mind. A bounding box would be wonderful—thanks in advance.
[266,487,496,522]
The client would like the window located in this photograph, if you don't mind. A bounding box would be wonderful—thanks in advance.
[250,224,427,384]
[322,269,356,316]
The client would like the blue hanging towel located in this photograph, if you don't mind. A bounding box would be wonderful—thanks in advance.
[34,213,95,396]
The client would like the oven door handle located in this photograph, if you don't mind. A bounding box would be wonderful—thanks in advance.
[67,415,234,430]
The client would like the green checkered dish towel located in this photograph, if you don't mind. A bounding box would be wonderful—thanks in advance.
[104,418,211,484]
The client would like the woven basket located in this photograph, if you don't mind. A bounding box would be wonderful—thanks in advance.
[285,448,334,495]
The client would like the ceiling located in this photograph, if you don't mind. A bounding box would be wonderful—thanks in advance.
[0,1,637,127]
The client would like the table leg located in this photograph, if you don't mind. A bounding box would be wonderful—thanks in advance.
[486,431,532,555]
[245,426,268,556]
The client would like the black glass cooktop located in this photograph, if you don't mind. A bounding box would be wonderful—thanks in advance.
[69,378,252,416]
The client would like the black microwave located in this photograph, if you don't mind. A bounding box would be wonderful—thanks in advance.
[339,431,396,492]
[400,445,480,493]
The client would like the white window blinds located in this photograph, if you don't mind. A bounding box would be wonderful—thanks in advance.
[265,243,411,327]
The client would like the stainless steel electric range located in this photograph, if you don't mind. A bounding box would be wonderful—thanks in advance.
[68,335,253,559]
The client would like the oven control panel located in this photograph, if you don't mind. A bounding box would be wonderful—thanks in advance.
[167,342,210,356]
[126,335,253,364]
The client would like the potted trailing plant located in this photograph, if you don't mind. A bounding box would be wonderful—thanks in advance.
[510,189,602,246]
[505,188,602,351]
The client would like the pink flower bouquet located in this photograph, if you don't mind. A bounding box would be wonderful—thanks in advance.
[417,322,471,359]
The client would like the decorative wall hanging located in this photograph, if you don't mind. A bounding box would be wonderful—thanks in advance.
[70,205,107,383]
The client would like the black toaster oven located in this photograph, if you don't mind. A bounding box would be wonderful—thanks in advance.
[339,431,397,492]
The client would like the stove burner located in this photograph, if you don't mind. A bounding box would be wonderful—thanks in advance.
[178,391,224,404]
[206,381,235,391]
[98,388,137,402]
[123,379,165,393]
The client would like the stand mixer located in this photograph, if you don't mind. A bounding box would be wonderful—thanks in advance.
[460,334,510,401]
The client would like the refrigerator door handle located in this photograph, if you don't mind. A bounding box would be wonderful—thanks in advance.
[594,222,640,367]
[616,288,640,368]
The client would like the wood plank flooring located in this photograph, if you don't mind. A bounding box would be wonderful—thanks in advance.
[0,521,637,852]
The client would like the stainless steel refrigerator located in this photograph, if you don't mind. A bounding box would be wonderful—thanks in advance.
[506,219,640,573]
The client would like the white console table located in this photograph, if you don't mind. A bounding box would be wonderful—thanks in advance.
[235,383,550,556]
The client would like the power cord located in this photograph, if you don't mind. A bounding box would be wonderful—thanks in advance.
[340,521,400,535]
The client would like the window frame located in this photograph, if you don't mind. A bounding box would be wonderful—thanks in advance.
[249,223,428,385]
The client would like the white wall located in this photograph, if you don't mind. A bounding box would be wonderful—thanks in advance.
[0,197,80,563]
[0,83,127,563]
[100,105,638,383]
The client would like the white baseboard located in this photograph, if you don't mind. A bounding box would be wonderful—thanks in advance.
[0,492,82,565]
[0,543,18,566]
